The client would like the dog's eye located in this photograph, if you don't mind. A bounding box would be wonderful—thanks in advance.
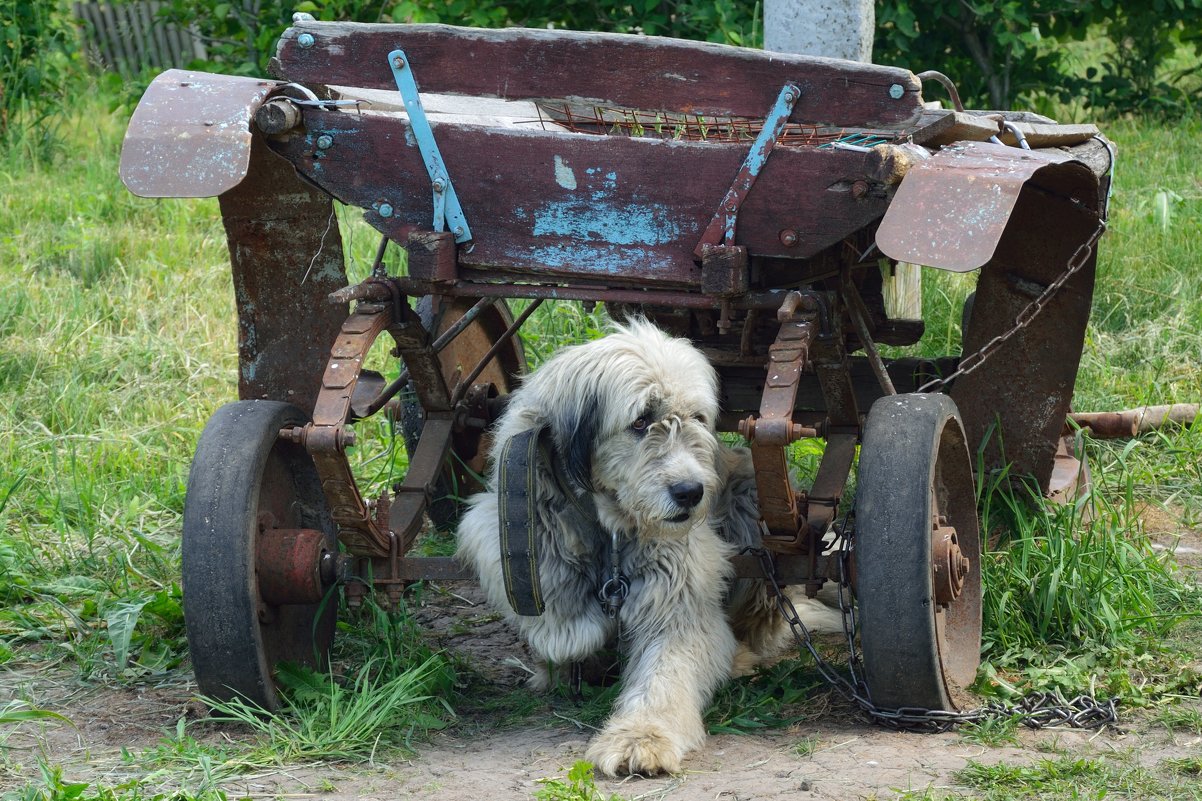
[631,417,649,433]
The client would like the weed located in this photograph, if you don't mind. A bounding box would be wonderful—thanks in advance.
[4,760,228,801]
[957,715,1021,748]
[534,761,623,801]
[706,657,827,734]
[955,755,1173,800]
[1154,706,1202,735]
[791,734,821,758]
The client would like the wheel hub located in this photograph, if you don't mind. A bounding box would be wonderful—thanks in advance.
[932,524,970,606]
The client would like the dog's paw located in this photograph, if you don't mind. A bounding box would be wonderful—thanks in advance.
[586,721,684,776]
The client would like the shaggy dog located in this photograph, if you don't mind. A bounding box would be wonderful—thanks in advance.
[456,320,837,776]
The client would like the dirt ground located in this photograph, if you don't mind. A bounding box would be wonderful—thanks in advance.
[2,530,1200,800]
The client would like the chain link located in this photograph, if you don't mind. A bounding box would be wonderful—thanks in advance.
[746,544,1119,732]
[916,218,1107,394]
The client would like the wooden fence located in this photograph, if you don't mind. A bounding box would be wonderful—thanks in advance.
[73,1,208,74]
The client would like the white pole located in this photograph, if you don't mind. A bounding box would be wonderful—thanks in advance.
[763,0,875,63]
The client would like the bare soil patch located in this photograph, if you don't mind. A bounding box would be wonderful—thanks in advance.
[3,538,1200,800]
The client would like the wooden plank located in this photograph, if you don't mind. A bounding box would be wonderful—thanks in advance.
[999,122,1100,148]
[911,109,1001,146]
[270,107,891,286]
[271,22,923,130]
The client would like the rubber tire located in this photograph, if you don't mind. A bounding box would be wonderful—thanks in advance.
[399,297,525,531]
[182,400,337,711]
[854,393,982,711]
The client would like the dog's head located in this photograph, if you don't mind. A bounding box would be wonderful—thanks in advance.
[497,319,722,538]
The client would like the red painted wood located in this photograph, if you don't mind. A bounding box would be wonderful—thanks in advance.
[270,108,890,287]
[271,22,923,129]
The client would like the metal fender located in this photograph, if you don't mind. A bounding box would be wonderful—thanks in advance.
[120,69,282,198]
[876,141,1105,494]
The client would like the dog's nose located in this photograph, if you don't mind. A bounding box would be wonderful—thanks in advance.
[669,481,704,510]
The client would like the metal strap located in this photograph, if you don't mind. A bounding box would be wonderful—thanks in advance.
[388,49,473,243]
[694,82,801,256]
[498,428,546,616]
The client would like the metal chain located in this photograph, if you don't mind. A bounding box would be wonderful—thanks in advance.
[916,217,1107,394]
[747,544,1119,732]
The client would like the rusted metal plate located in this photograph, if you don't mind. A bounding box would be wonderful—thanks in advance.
[875,142,1099,272]
[120,69,281,198]
[272,22,923,129]
[949,176,1101,491]
[270,109,890,286]
[218,135,349,412]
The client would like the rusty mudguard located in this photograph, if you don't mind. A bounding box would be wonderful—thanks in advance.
[119,69,348,412]
[877,141,1105,493]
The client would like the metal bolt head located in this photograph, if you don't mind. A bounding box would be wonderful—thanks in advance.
[889,83,905,99]
[851,180,870,199]
[431,178,446,192]
[378,203,394,218]
[725,201,738,213]
[454,226,464,236]
[393,56,405,69]
[779,228,799,247]
[316,134,333,150]
[298,32,315,48]
[784,87,800,103]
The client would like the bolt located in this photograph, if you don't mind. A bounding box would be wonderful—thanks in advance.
[784,87,800,103]
[316,134,333,150]
[298,32,315,48]
[725,201,738,213]
[851,180,870,199]
[738,416,757,440]
[393,56,405,69]
[779,228,799,247]
[431,178,445,192]
[454,226,464,236]
[889,83,905,99]
[378,203,393,218]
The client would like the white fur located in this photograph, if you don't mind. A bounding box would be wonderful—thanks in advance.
[456,319,836,776]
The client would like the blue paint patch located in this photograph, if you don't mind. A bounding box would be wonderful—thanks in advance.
[527,242,674,274]
[533,199,682,247]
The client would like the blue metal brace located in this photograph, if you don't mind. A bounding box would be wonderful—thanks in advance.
[388,49,472,244]
[693,82,802,257]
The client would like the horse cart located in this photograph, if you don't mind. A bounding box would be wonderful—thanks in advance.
[120,16,1112,719]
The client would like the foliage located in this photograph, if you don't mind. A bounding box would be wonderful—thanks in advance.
[0,0,76,150]
[874,0,1202,115]
[157,0,761,78]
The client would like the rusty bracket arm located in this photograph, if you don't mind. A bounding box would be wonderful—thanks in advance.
[740,292,824,551]
[693,82,801,255]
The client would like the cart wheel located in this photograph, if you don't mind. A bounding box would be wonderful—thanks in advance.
[854,393,982,711]
[182,400,338,711]
[399,296,525,530]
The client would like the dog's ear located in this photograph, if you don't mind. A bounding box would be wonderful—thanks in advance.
[548,394,599,492]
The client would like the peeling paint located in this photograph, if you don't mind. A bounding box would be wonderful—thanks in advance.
[553,155,577,190]
[533,198,681,247]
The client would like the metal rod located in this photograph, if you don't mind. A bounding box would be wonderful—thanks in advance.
[360,296,498,418]
[452,299,544,405]
[841,275,896,396]
[370,235,390,277]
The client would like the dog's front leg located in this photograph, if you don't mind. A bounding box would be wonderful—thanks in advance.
[585,538,737,776]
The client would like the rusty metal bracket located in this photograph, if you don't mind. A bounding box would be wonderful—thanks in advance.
[740,291,824,550]
[694,82,801,256]
[283,281,456,557]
